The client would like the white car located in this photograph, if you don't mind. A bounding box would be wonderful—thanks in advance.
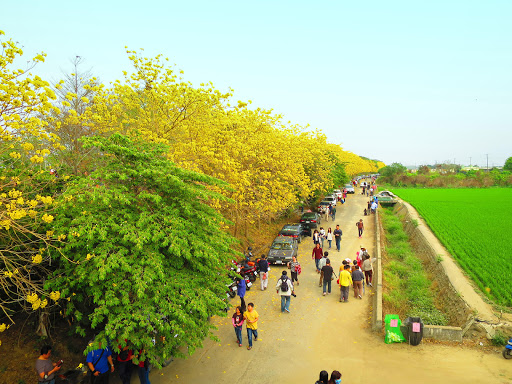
[344,184,355,194]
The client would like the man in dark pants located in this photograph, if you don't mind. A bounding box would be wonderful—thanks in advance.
[333,225,342,252]
[116,344,133,384]
[86,342,115,384]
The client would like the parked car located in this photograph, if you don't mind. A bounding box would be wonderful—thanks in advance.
[322,196,337,205]
[267,236,298,265]
[317,201,331,213]
[278,223,304,243]
[344,184,355,194]
[300,212,321,231]
[333,189,342,199]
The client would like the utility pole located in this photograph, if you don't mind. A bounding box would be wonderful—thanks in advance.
[469,157,472,166]
[486,154,489,171]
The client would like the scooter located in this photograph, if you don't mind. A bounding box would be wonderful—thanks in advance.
[227,279,238,298]
[503,337,512,359]
[232,260,258,283]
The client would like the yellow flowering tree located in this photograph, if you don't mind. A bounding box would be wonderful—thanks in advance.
[0,30,63,337]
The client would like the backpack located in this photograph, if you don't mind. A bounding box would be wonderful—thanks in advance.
[361,250,369,258]
[280,277,289,292]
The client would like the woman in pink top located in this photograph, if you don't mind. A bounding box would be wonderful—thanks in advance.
[232,306,245,347]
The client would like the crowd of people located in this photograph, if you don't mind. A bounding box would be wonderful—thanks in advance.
[35,177,379,383]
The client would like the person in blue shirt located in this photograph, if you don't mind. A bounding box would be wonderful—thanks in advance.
[236,277,247,312]
[86,342,115,384]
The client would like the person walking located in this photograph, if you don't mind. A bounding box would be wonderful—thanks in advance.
[313,229,320,245]
[319,227,326,248]
[338,264,353,302]
[232,306,244,347]
[135,350,151,384]
[315,370,329,384]
[331,205,337,221]
[352,265,364,299]
[257,254,269,291]
[362,254,374,287]
[288,256,301,286]
[318,251,328,287]
[328,370,342,384]
[115,343,133,384]
[356,219,364,238]
[333,225,342,252]
[371,200,378,214]
[276,271,294,313]
[321,259,334,296]
[36,345,61,384]
[312,243,323,272]
[86,342,115,384]
[236,277,247,312]
[243,303,259,350]
[326,228,333,249]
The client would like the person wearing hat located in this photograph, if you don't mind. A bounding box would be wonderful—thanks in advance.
[276,270,295,313]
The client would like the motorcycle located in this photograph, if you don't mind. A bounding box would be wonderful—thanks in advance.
[232,260,258,283]
[227,279,238,298]
[503,337,512,359]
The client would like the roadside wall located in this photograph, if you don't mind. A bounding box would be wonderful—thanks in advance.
[371,209,383,331]
[394,202,472,327]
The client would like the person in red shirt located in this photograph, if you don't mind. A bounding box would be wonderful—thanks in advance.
[136,350,151,384]
[116,342,133,384]
[312,243,323,273]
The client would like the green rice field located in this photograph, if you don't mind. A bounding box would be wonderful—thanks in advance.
[391,188,512,308]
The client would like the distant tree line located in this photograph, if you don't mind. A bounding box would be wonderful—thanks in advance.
[378,159,512,188]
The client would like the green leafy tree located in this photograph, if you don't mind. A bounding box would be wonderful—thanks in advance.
[378,162,406,178]
[504,157,512,172]
[48,133,237,364]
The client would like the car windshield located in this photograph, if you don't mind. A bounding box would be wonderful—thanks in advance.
[281,229,296,234]
[324,197,335,200]
[302,213,316,219]
[320,201,330,205]
[271,242,293,250]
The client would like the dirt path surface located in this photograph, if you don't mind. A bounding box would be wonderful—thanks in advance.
[149,193,512,384]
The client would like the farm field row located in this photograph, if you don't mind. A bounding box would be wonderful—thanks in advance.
[391,188,512,308]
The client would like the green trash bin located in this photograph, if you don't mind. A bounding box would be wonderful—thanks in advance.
[384,314,406,344]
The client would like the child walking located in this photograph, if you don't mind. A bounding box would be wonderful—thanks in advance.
[232,306,244,347]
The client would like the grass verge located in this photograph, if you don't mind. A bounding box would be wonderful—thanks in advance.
[381,207,448,325]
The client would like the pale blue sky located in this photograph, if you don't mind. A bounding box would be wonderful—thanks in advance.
[2,0,511,167]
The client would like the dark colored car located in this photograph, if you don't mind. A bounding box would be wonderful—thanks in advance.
[278,223,304,243]
[300,212,321,231]
[267,236,298,265]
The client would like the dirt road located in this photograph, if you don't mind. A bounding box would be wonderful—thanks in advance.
[151,193,512,384]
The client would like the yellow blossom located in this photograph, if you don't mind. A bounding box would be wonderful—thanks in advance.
[41,214,54,223]
[32,254,42,264]
[0,323,6,332]
[40,299,48,309]
[32,299,41,310]
[26,293,38,304]
[30,155,44,163]
[22,142,34,151]
[49,291,60,301]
